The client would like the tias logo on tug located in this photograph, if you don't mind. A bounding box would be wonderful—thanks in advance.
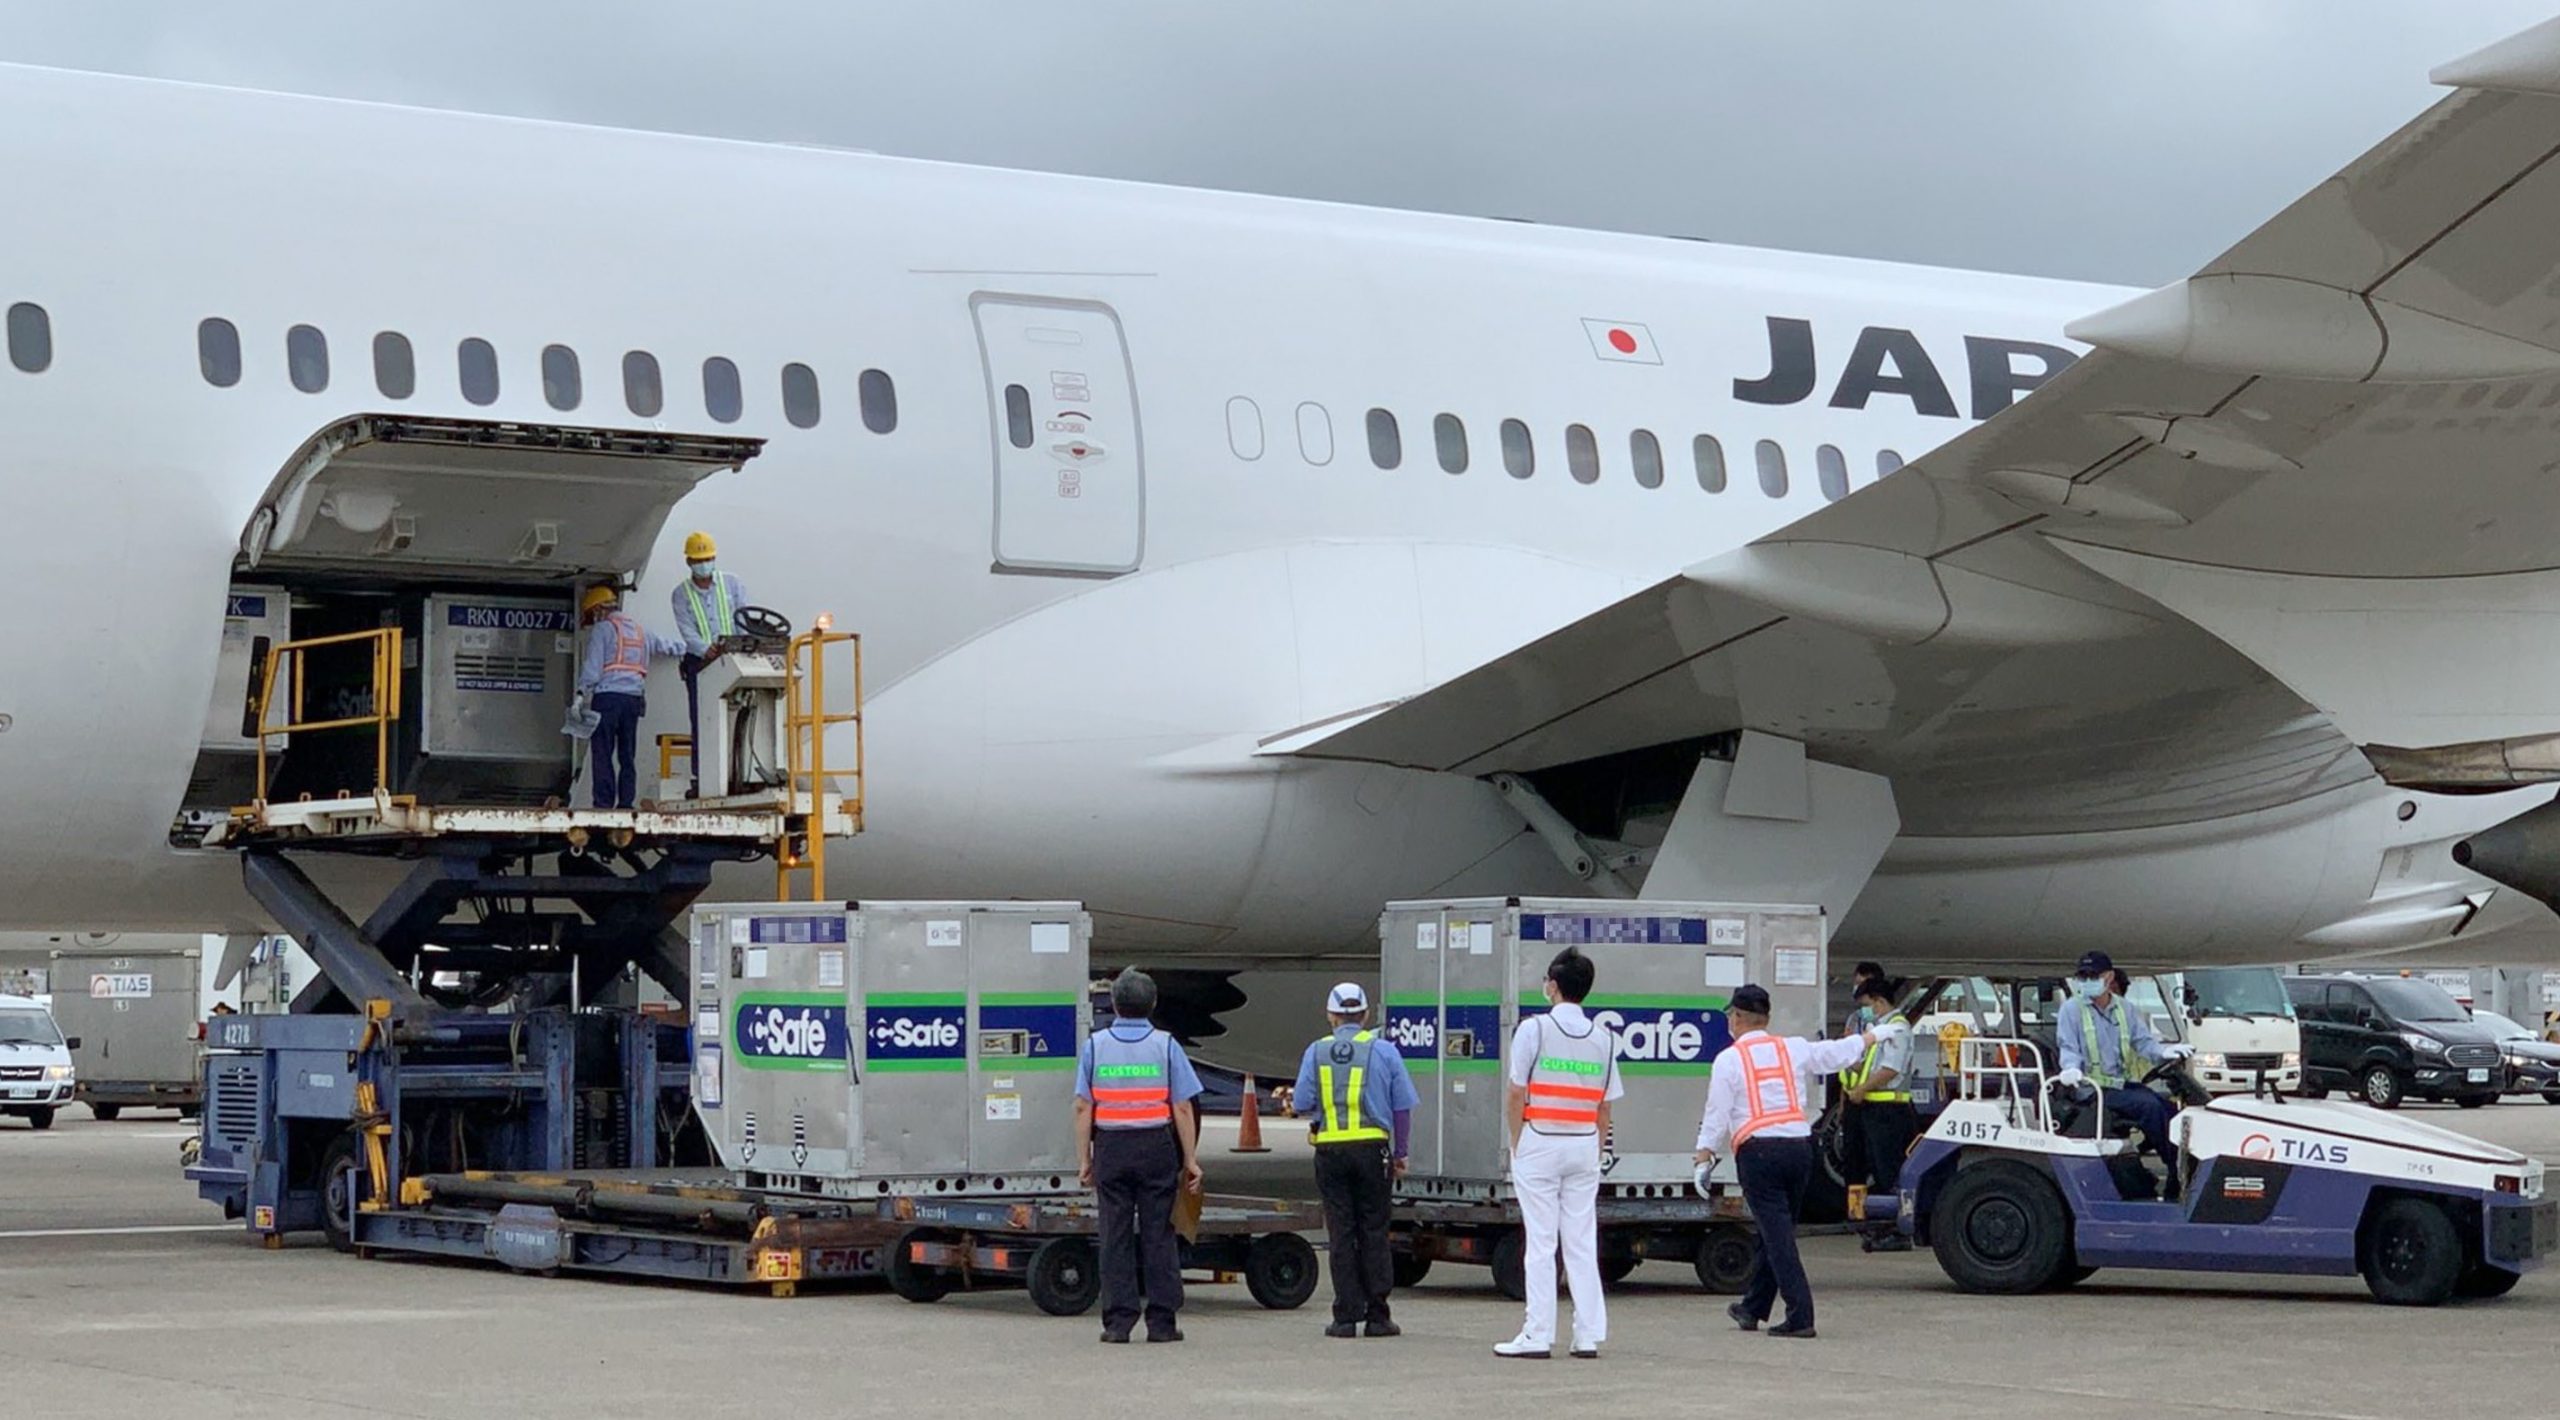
[733,995,850,1072]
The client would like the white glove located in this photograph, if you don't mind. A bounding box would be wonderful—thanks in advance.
[2163,1044,2196,1061]
[1692,1160,1718,1197]
[2054,1067,2088,1090]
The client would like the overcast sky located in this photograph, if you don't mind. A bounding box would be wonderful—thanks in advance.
[1,1,2549,285]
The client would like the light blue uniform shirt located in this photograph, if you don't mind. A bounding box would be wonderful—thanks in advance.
[1293,1024,1419,1136]
[576,614,683,696]
[2056,993,2170,1083]
[1076,1020,1204,1103]
[670,572,750,656]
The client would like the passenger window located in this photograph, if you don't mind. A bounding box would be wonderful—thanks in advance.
[1366,408,1402,469]
[1565,423,1600,484]
[781,362,822,429]
[702,356,742,423]
[1500,419,1534,479]
[542,344,582,411]
[1755,440,1788,498]
[1226,396,1264,460]
[5,301,49,373]
[1434,413,1468,474]
[1817,443,1849,502]
[1004,383,1034,448]
[1630,429,1664,488]
[1297,402,1334,465]
[459,338,501,406]
[1877,449,1905,477]
[859,368,897,434]
[287,324,329,394]
[372,332,415,400]
[198,317,241,388]
[1693,434,1725,493]
[622,351,663,418]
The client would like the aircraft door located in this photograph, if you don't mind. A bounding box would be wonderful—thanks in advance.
[971,294,1145,577]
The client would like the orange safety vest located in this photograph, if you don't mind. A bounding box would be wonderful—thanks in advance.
[602,614,649,679]
[1731,1032,1807,1146]
[1089,1028,1176,1129]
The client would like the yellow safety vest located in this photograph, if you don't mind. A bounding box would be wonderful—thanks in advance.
[2077,997,2148,1089]
[1842,1034,1911,1103]
[1312,1031,1390,1145]
[682,575,736,644]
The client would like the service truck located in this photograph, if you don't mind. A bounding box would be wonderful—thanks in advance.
[47,945,203,1119]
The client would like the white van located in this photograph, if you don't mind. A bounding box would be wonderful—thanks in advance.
[0,993,78,1129]
[2157,967,2302,1095]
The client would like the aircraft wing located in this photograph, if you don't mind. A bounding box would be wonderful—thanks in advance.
[1286,23,2560,842]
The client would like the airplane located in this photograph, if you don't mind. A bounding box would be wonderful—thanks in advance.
[8,18,2560,1061]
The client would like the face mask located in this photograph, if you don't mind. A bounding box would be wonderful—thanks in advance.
[688,561,716,582]
[2074,977,2105,1000]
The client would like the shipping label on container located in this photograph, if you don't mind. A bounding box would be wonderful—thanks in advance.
[732,993,850,1071]
[864,993,967,1072]
[446,603,577,632]
[89,974,152,1000]
[1521,913,1710,945]
[1523,994,1733,1074]
[224,594,269,620]
[750,915,847,945]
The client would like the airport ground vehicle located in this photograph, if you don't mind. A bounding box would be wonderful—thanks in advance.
[2284,975,2504,1109]
[2159,967,2302,1095]
[1882,1039,2555,1306]
[46,945,203,1119]
[885,1193,1322,1315]
[2468,1008,2560,1104]
[0,994,78,1129]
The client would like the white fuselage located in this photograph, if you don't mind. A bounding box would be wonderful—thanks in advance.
[0,64,2550,973]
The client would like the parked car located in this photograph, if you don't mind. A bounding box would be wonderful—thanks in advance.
[2467,1007,2560,1104]
[2280,975,2505,1109]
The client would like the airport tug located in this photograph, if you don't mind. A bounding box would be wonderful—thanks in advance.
[1873,1038,2556,1305]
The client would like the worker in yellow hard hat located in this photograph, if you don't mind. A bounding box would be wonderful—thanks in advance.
[576,584,683,810]
[670,531,749,799]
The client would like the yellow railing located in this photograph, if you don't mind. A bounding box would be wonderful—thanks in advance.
[250,627,404,806]
[775,624,864,899]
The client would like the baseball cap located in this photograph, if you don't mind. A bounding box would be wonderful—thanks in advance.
[2075,951,2114,978]
[1729,983,1772,1014]
[1327,982,1369,1013]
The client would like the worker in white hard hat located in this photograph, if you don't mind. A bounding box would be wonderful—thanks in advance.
[575,585,682,809]
[1291,981,1417,1339]
[669,530,748,798]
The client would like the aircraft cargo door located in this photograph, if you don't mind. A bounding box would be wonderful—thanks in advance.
[972,294,1145,577]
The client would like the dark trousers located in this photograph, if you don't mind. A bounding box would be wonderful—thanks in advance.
[679,656,706,795]
[1736,1135,1816,1328]
[1314,1143,1394,1325]
[1093,1126,1183,1335]
[2102,1086,2179,1172]
[590,692,645,809]
[1847,1101,1919,1192]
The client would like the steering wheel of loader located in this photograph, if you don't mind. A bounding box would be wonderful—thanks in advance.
[734,605,792,642]
[2141,1055,2213,1108]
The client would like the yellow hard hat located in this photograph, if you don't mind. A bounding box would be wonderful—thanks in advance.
[684,530,718,561]
[580,585,618,615]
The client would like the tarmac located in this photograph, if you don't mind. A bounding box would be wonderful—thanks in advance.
[4,1103,2558,1419]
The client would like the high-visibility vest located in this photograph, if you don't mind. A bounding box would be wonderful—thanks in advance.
[1088,1027,1175,1130]
[682,575,736,644]
[1311,1030,1390,1145]
[1842,1032,1911,1103]
[2076,997,2147,1089]
[1522,1013,1615,1137]
[601,614,648,678]
[1731,1032,1807,1146]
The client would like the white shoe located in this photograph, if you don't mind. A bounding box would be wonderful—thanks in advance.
[1493,1336,1552,1360]
[1569,1337,1600,1359]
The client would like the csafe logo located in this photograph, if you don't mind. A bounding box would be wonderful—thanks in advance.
[734,996,850,1071]
[864,999,968,1067]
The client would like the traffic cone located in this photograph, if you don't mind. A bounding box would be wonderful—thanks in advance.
[1232,1073,1272,1153]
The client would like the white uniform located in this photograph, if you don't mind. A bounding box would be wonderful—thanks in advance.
[1507,1004,1623,1351]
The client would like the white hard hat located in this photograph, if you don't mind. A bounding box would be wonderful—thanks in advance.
[1327,981,1369,1014]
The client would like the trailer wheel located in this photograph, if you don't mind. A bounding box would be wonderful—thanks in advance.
[25,1106,54,1131]
[1026,1237,1101,1316]
[2360,1197,2461,1306]
[1692,1225,1758,1294]
[1491,1229,1527,1302]
[1600,1254,1640,1286]
[317,1130,369,1255]
[1931,1159,2071,1294]
[2361,1066,2403,1110]
[89,1103,121,1122]
[886,1228,958,1303]
[1391,1252,1433,1288]
[2542,1089,2560,1106]
[2456,1261,2522,1299]
[1244,1232,1318,1310]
